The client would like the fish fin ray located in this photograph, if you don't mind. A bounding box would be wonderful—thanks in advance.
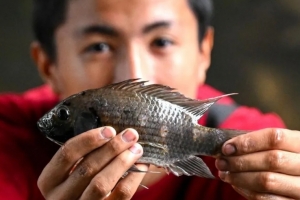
[103,79,237,119]
[127,165,161,174]
[104,78,142,90]
[178,93,238,119]
[139,142,168,153]
[168,156,215,178]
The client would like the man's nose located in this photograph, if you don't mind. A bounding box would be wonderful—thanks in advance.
[127,45,144,79]
[114,44,152,82]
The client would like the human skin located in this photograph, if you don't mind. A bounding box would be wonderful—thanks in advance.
[215,128,300,199]
[34,0,212,100]
[32,0,213,199]
[31,0,300,199]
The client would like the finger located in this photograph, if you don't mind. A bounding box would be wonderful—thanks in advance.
[79,143,143,200]
[222,128,300,156]
[38,127,116,196]
[216,150,300,176]
[219,171,300,199]
[232,186,295,200]
[54,128,139,199]
[108,164,149,200]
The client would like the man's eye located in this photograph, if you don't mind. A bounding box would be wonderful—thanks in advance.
[152,38,174,48]
[86,43,110,53]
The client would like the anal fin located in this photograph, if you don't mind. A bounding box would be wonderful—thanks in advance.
[167,156,215,179]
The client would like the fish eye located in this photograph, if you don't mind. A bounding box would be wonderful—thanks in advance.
[56,107,70,121]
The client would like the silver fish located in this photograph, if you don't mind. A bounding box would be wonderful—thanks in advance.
[37,79,247,178]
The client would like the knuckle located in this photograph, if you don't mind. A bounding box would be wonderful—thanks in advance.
[240,136,254,153]
[106,139,122,154]
[268,128,284,148]
[37,178,56,200]
[76,161,95,177]
[116,154,130,167]
[82,131,99,147]
[267,151,284,170]
[252,194,263,200]
[253,194,276,200]
[114,183,134,199]
[37,177,46,195]
[57,143,74,164]
[259,172,276,191]
[235,157,244,171]
[90,178,110,197]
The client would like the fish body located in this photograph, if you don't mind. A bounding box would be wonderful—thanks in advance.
[37,79,246,178]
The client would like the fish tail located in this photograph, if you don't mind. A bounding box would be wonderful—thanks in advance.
[164,127,248,179]
[193,125,248,156]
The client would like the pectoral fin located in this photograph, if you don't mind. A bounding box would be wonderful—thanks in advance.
[122,164,161,190]
[167,156,215,179]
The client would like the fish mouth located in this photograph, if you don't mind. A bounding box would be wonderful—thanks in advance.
[37,119,53,133]
[38,120,63,146]
[37,112,67,146]
[37,112,55,133]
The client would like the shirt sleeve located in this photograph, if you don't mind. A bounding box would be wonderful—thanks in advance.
[0,121,45,199]
[0,88,58,200]
[219,106,286,130]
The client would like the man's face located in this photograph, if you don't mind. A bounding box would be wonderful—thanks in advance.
[35,0,213,100]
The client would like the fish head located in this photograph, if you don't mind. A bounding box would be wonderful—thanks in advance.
[38,91,101,146]
[37,94,81,145]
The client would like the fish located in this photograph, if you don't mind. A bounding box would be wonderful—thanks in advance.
[37,79,247,179]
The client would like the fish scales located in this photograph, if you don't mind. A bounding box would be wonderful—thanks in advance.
[37,79,247,178]
[97,88,192,164]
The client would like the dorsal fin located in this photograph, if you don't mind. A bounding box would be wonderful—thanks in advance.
[177,93,237,119]
[103,79,237,119]
[104,78,144,90]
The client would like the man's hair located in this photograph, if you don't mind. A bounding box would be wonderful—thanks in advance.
[32,0,213,61]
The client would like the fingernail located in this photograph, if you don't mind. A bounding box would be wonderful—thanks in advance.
[215,158,228,171]
[100,127,114,139]
[218,171,229,181]
[129,143,142,154]
[122,129,136,142]
[223,144,236,155]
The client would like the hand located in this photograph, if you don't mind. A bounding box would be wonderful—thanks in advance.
[38,127,148,200]
[215,128,300,200]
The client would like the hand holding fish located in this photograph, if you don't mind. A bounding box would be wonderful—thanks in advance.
[38,80,295,199]
[37,127,148,200]
[215,128,300,199]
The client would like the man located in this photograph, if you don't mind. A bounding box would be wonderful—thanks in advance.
[0,0,299,199]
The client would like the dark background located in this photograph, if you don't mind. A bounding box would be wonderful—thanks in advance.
[0,0,299,129]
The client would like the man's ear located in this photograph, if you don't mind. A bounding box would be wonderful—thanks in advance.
[198,27,214,81]
[30,41,60,94]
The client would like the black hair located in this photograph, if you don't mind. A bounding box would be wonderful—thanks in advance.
[32,0,67,60]
[32,0,213,61]
[188,0,214,43]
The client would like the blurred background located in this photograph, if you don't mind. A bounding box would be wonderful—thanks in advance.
[0,0,299,129]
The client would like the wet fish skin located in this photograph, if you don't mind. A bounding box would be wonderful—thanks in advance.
[37,79,247,178]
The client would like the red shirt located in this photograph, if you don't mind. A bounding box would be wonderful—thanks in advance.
[0,85,285,200]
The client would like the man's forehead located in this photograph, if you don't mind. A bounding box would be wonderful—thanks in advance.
[74,21,173,39]
[65,0,193,31]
